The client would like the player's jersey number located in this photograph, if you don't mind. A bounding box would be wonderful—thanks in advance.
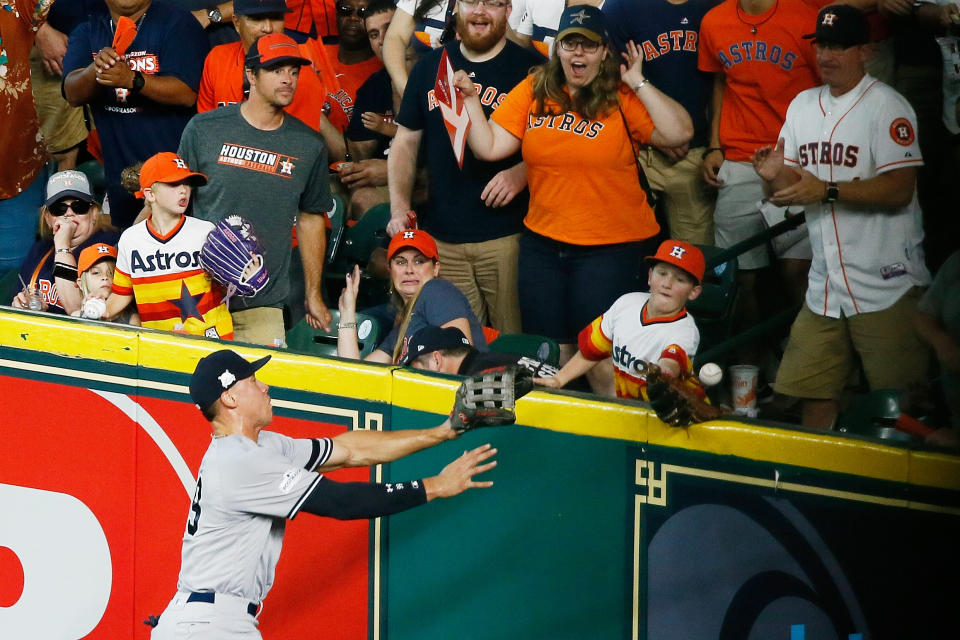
[187,477,202,535]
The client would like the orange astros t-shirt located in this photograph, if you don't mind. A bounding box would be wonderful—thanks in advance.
[698,0,819,161]
[491,76,658,246]
[322,44,384,132]
[197,39,339,132]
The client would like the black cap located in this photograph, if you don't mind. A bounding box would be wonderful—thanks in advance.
[399,326,472,365]
[555,5,608,44]
[803,5,869,47]
[234,0,292,15]
[189,350,271,410]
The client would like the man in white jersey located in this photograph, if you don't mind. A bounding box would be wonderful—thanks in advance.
[150,349,497,638]
[752,4,931,429]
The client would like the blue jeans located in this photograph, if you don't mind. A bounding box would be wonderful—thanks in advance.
[0,167,47,278]
[518,230,657,343]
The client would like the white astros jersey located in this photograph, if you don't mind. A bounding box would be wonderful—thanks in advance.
[779,74,931,318]
[580,292,700,399]
[177,432,332,602]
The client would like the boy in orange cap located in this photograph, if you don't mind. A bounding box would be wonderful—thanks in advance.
[99,152,234,339]
[537,240,705,400]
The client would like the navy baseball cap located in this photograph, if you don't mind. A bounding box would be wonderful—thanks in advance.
[803,5,869,47]
[555,5,608,44]
[399,326,471,365]
[190,350,272,410]
[234,0,292,15]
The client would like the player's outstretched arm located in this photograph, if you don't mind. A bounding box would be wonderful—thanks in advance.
[423,444,497,500]
[318,421,459,472]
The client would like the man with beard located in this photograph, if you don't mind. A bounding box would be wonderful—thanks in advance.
[387,0,542,334]
[178,34,335,346]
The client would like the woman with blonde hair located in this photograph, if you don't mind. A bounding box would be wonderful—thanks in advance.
[337,229,487,363]
[452,4,693,373]
[10,171,118,314]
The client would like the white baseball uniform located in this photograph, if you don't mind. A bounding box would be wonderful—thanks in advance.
[778,73,931,319]
[580,292,700,399]
[510,0,563,55]
[151,432,332,639]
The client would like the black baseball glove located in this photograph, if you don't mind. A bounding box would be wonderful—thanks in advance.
[449,366,534,434]
[638,361,728,427]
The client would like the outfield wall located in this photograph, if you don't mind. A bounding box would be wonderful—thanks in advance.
[1,308,958,640]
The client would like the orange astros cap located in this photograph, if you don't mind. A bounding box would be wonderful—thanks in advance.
[136,152,208,198]
[645,240,705,284]
[77,243,119,277]
[387,229,439,261]
[245,33,311,70]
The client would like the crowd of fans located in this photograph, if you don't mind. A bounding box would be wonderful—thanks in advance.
[1,0,957,441]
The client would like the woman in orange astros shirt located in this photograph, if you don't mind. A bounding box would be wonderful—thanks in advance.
[453,4,693,372]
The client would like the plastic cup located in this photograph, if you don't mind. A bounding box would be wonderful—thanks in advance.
[730,365,760,416]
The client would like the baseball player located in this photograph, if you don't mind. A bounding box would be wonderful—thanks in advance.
[148,349,518,638]
[103,152,233,339]
[752,5,931,429]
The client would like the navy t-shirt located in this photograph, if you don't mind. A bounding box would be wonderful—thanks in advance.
[18,230,121,315]
[396,41,541,243]
[62,0,208,214]
[378,278,489,361]
[603,0,717,148]
[346,68,394,157]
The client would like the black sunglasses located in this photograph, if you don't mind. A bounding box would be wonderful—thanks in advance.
[337,4,365,17]
[49,200,92,216]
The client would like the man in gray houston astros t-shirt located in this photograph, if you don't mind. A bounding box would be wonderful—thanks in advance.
[148,349,498,639]
[178,33,334,346]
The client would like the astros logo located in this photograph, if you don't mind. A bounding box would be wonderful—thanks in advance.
[889,118,915,146]
[569,9,590,24]
[174,158,188,169]
[96,245,111,255]
[403,231,416,239]
[669,245,686,259]
[821,12,836,26]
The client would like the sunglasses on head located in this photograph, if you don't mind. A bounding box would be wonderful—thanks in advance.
[49,199,92,216]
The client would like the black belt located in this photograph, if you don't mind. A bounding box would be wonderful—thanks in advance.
[187,592,258,616]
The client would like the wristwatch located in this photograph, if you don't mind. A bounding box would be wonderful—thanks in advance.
[131,70,145,93]
[207,7,223,23]
[823,181,839,204]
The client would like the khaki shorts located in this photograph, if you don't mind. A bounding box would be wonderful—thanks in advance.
[231,306,286,348]
[714,160,811,270]
[639,147,716,246]
[30,48,87,154]
[774,287,929,399]
[434,234,521,333]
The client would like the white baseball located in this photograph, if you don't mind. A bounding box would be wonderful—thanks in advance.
[80,297,107,320]
[698,362,723,387]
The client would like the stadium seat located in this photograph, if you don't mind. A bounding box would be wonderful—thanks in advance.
[489,333,560,366]
[0,268,20,305]
[285,310,383,358]
[688,244,739,359]
[836,389,914,442]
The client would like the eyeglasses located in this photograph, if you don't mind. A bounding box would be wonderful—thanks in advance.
[457,0,509,9]
[49,200,92,216]
[337,4,365,17]
[558,37,601,53]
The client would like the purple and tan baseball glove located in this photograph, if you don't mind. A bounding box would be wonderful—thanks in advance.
[200,215,269,298]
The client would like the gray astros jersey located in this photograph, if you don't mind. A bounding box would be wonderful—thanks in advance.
[177,431,333,602]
